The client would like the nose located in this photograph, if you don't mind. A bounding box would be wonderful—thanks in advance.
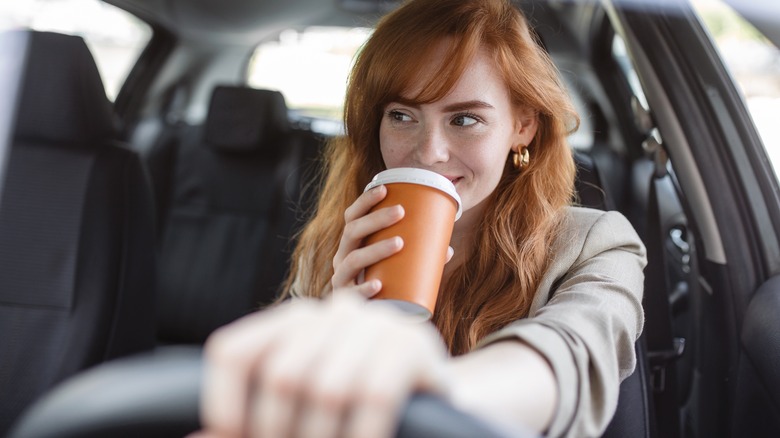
[413,124,449,166]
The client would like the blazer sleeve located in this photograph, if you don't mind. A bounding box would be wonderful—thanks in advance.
[476,210,647,438]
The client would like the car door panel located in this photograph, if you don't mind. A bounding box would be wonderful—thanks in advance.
[733,275,780,437]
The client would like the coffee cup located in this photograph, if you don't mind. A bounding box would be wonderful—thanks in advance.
[362,168,462,320]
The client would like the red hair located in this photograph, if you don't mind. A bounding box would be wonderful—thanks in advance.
[281,0,578,355]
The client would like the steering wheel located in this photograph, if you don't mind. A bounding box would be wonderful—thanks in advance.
[9,347,536,438]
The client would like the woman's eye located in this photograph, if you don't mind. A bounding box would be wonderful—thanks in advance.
[388,110,413,122]
[452,114,479,127]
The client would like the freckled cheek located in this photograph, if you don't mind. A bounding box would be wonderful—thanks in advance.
[380,134,414,167]
[380,147,396,166]
[462,143,507,189]
[380,144,406,169]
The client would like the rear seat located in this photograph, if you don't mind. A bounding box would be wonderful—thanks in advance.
[146,85,323,344]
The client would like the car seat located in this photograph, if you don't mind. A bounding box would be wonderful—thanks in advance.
[572,152,654,437]
[0,30,157,434]
[146,86,322,344]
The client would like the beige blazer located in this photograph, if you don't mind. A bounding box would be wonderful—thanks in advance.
[478,206,647,438]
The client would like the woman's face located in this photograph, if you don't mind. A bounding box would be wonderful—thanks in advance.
[379,44,538,222]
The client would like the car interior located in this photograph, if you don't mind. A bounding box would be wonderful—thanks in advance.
[1,0,780,437]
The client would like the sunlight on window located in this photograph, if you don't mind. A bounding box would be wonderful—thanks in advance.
[693,0,780,179]
[248,27,372,127]
[1,0,151,100]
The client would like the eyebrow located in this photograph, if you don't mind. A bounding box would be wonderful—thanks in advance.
[393,99,495,112]
[442,100,495,112]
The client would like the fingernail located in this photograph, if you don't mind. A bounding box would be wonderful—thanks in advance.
[447,246,454,258]
[366,279,382,297]
[394,236,404,248]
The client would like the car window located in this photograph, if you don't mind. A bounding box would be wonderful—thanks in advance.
[562,77,594,151]
[247,26,372,135]
[692,0,780,180]
[612,34,650,113]
[1,0,152,101]
[249,25,595,150]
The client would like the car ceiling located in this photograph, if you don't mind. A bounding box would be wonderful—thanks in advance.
[105,0,393,45]
[104,0,596,126]
[106,0,590,57]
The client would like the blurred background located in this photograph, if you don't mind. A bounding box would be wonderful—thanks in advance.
[693,0,780,177]
[1,0,778,178]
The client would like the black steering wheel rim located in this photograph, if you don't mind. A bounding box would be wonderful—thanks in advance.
[9,346,535,438]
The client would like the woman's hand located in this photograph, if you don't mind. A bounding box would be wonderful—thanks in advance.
[199,290,450,438]
[331,185,405,294]
[330,184,454,296]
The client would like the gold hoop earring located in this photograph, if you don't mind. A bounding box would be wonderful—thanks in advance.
[512,145,530,170]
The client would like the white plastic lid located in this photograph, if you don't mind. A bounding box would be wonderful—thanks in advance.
[364,168,462,220]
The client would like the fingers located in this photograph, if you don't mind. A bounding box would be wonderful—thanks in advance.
[349,278,383,299]
[446,246,454,264]
[331,236,403,291]
[331,186,407,291]
[251,307,342,438]
[201,298,450,438]
[201,302,315,437]
[333,186,401,262]
[344,185,387,223]
[343,323,449,438]
[295,306,381,438]
[291,306,435,438]
[333,204,404,269]
[338,187,396,266]
[342,333,409,438]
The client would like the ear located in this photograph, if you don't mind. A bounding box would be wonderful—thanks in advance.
[511,107,539,151]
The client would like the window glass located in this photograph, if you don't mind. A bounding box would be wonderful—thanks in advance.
[248,26,595,146]
[248,27,372,135]
[612,34,650,112]
[562,78,594,151]
[692,0,780,178]
[1,0,152,100]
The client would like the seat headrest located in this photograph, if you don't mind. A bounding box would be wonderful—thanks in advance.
[204,86,291,153]
[13,30,116,146]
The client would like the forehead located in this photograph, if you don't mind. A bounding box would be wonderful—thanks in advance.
[400,43,511,107]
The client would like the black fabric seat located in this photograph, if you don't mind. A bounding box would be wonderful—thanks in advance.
[574,151,654,437]
[0,31,157,434]
[573,150,614,211]
[146,86,322,344]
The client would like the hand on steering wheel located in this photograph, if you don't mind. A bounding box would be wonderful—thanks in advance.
[198,290,451,438]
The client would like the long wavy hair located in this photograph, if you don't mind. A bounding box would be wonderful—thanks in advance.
[281,0,578,355]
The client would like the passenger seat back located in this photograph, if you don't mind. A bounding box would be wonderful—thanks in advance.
[0,31,157,434]
[148,86,321,344]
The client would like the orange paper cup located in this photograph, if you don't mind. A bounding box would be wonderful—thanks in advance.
[363,168,462,321]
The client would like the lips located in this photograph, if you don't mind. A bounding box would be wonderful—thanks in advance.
[423,170,460,185]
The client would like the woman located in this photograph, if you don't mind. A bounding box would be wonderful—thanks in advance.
[199,0,646,437]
